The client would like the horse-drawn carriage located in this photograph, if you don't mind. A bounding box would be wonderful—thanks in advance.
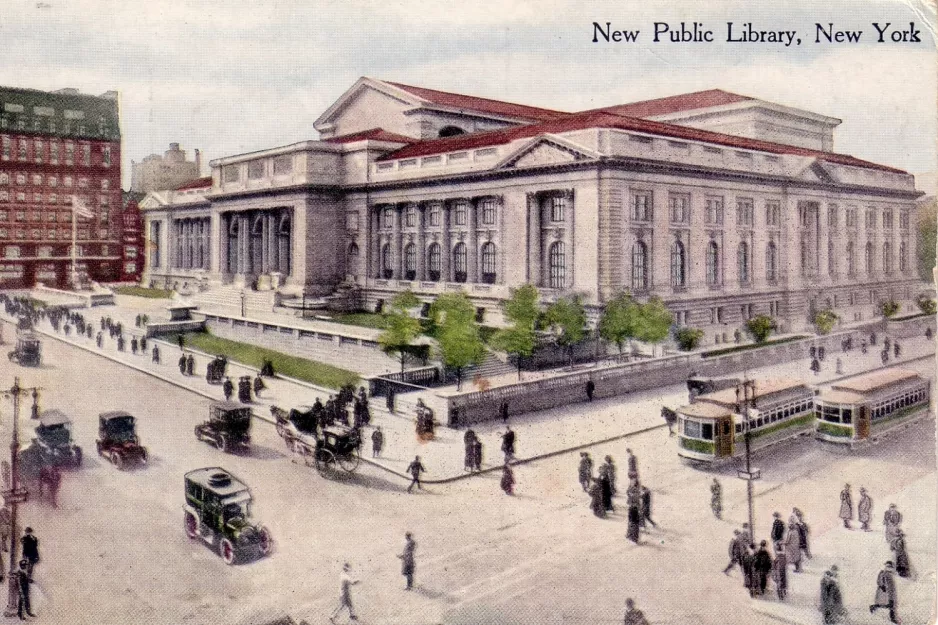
[271,405,361,476]
[8,332,41,367]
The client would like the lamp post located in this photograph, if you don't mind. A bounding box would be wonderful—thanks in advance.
[240,289,246,318]
[735,378,760,547]
[1,378,38,618]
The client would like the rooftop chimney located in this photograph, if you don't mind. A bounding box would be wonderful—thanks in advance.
[194,149,202,174]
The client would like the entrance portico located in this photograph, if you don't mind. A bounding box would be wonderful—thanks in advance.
[220,208,292,288]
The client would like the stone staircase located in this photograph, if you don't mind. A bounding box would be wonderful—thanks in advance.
[463,351,517,381]
[189,285,280,314]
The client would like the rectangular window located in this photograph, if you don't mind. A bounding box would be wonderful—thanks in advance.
[428,203,442,227]
[899,210,910,230]
[247,160,265,179]
[765,201,780,227]
[882,209,893,229]
[223,166,240,183]
[65,143,74,165]
[453,201,468,226]
[828,205,838,228]
[273,155,292,175]
[345,212,358,231]
[50,142,59,165]
[736,198,754,226]
[1,136,8,160]
[668,194,689,224]
[481,198,497,225]
[705,197,724,225]
[17,140,27,161]
[550,196,566,222]
[34,139,43,163]
[81,144,91,166]
[631,191,652,221]
[102,145,111,167]
[865,209,876,230]
[845,207,857,228]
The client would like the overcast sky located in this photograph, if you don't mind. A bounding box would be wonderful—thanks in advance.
[0,0,934,190]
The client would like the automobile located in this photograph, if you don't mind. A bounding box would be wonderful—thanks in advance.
[7,332,41,367]
[31,410,82,468]
[96,411,148,470]
[183,467,272,565]
[194,401,252,453]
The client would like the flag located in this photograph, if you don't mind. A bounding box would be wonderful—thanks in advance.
[71,195,94,219]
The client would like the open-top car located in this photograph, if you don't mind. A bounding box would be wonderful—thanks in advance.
[183,467,272,565]
[8,332,41,367]
[31,410,82,468]
[96,411,148,469]
[195,401,252,453]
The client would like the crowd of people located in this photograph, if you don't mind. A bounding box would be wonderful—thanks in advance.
[577,449,654,544]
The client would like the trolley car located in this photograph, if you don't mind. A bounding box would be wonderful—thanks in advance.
[675,378,816,465]
[815,368,931,447]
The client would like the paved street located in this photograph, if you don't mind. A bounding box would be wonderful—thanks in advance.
[0,320,932,624]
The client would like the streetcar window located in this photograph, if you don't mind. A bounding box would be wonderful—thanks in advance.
[841,409,852,424]
[735,423,742,434]
[684,420,702,439]
[723,421,731,435]
[701,423,714,440]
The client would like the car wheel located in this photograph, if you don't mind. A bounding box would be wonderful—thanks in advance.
[257,526,272,556]
[96,441,103,457]
[139,448,148,465]
[220,538,236,565]
[111,451,124,470]
[194,426,203,442]
[218,434,229,454]
[184,511,198,539]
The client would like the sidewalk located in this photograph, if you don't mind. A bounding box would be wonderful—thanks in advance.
[9,302,935,486]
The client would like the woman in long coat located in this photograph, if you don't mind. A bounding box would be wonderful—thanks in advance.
[839,484,853,529]
[772,543,788,600]
[820,570,845,624]
[588,479,606,518]
[858,488,873,531]
[598,463,614,512]
[785,523,803,572]
[883,504,902,543]
[500,463,515,496]
[626,503,641,543]
[892,529,911,578]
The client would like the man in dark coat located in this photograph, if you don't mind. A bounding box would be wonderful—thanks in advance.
[253,375,265,399]
[891,529,911,578]
[398,532,416,590]
[178,354,187,375]
[116,335,125,352]
[839,484,853,529]
[741,545,756,597]
[588,478,606,518]
[464,430,476,472]
[771,512,786,543]
[858,487,873,531]
[131,337,138,355]
[578,452,593,491]
[623,598,649,625]
[626,448,638,481]
[754,541,773,596]
[598,463,614,512]
[501,427,515,462]
[723,529,744,574]
[16,559,34,618]
[772,542,788,600]
[820,567,845,624]
[21,528,38,577]
[222,377,234,401]
[151,345,160,364]
[711,479,723,519]
[472,437,483,472]
[500,463,515,495]
[640,485,656,528]
[96,331,103,348]
[626,481,641,543]
[870,561,899,623]
[186,353,195,376]
[371,427,384,458]
[585,379,595,402]
[386,387,396,413]
[406,456,426,493]
[500,400,509,423]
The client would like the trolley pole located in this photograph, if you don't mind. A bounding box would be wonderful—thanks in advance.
[1,378,38,618]
[736,379,759,547]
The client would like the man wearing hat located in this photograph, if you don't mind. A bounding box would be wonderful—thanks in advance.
[16,559,35,619]
[770,512,785,543]
[839,484,854,529]
[858,487,873,532]
[20,528,38,577]
[330,562,359,623]
[870,561,899,623]
[819,566,845,624]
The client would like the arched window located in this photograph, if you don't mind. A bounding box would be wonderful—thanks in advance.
[882,242,892,274]
[480,242,497,284]
[766,241,777,282]
[452,242,467,283]
[899,241,907,273]
[381,243,393,279]
[346,243,360,276]
[438,126,465,138]
[427,243,441,281]
[706,241,719,286]
[631,241,648,290]
[865,242,873,274]
[548,241,565,289]
[737,241,750,284]
[846,241,855,276]
[670,240,686,288]
[404,243,417,280]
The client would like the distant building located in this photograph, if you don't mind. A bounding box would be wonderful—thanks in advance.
[120,191,145,282]
[130,143,201,194]
[0,84,122,288]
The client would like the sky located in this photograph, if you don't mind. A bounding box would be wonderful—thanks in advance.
[0,0,935,191]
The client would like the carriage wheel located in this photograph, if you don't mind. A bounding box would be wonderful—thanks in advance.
[111,451,124,470]
[301,444,316,468]
[338,447,361,473]
[315,449,335,476]
[184,511,198,539]
[219,538,236,565]
[257,526,272,556]
[218,434,229,453]
[275,423,286,438]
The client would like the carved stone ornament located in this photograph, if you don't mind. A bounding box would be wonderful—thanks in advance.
[456,231,466,242]
[406,233,415,243]
[553,228,565,240]
[431,232,440,242]
[486,229,496,240]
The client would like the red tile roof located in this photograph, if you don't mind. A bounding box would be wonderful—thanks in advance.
[324,128,416,144]
[386,81,569,122]
[377,109,906,174]
[174,176,212,190]
[590,89,754,118]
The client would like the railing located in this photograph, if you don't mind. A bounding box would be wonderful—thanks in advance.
[367,366,441,397]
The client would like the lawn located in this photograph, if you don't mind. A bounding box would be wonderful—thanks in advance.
[173,331,359,389]
[325,312,389,330]
[113,286,174,299]
[701,335,809,358]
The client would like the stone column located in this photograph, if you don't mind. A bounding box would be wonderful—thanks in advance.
[467,198,479,283]
[818,201,831,283]
[238,214,249,275]
[211,212,222,275]
[368,207,380,279]
[416,203,426,282]
[651,185,669,292]
[391,204,402,279]
[441,201,451,282]
[688,189,707,295]
[526,193,541,285]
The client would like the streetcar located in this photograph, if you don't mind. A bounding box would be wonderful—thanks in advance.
[815,368,931,448]
[675,378,816,465]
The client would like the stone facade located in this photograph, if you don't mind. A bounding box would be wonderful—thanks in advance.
[130,143,201,194]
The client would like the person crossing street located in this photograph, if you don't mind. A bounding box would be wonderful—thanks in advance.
[406,456,426,493]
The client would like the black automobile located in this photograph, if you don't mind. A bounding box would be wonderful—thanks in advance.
[96,411,148,469]
[195,401,252,453]
[32,410,82,468]
[8,333,41,367]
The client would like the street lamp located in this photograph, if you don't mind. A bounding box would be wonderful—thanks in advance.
[240,289,246,318]
[735,379,759,547]
[1,378,38,618]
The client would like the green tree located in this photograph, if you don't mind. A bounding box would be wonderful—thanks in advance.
[430,292,485,391]
[634,296,674,356]
[544,295,588,368]
[598,292,639,354]
[917,198,936,281]
[813,309,839,335]
[916,294,937,316]
[492,284,540,380]
[880,299,900,319]
[378,290,422,375]
[674,327,705,352]
[745,315,777,344]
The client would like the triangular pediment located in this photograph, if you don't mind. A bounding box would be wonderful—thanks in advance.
[496,136,598,170]
[314,77,422,131]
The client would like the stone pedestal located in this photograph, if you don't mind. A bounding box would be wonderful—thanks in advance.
[256,274,272,291]
[168,304,199,322]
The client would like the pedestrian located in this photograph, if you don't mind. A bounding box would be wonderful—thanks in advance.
[371,426,384,458]
[870,331,877,346]
[741,544,756,597]
[589,478,606,518]
[501,426,515,463]
[820,567,846,624]
[598,462,614,512]
[177,333,185,351]
[839,484,853,529]
[329,562,359,623]
[86,324,92,339]
[500,462,515,496]
[626,448,638,481]
[640,485,656,528]
[623,598,650,625]
[894,342,900,358]
[253,375,265,398]
[131,337,138,355]
[626,481,641,543]
[835,358,843,375]
[881,349,889,366]
[883,503,902,543]
[861,339,868,354]
[96,331,103,348]
[772,542,788,600]
[357,387,370,425]
[471,437,483,472]
[222,377,234,401]
[63,324,70,336]
[463,430,476,471]
[140,336,147,352]
[398,533,416,590]
[891,529,911,578]
[178,354,187,375]
[500,400,509,423]
[870,561,899,624]
[151,345,160,364]
[406,455,425,493]
[785,522,803,573]
[20,528,38,577]
[795,509,812,559]
[38,465,61,508]
[754,540,772,596]
[723,529,744,575]
[586,379,595,402]
[858,487,873,531]
[135,314,141,327]
[238,376,252,403]
[771,512,785,543]
[117,335,125,352]
[386,387,396,414]
[602,455,617,494]
[711,478,723,519]
[186,353,195,376]
[16,559,35,619]
[926,327,933,341]
[810,357,821,375]
[578,452,593,491]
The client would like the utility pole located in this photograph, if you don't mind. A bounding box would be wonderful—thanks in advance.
[1,378,38,618]
[736,378,760,547]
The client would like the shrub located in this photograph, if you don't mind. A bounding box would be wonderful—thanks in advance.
[745,315,777,343]
[916,295,936,316]
[674,327,705,351]
[880,299,900,319]
[813,309,839,335]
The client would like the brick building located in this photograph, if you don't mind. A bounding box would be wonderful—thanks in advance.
[120,191,145,282]
[0,85,122,289]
